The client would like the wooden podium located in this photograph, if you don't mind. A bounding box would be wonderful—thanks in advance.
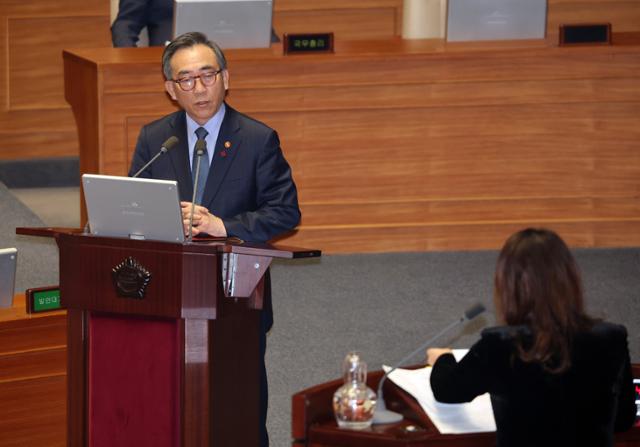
[18,228,319,447]
[292,367,640,446]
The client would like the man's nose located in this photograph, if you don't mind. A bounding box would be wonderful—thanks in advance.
[193,76,207,92]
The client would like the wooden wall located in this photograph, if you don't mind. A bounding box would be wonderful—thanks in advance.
[547,0,640,42]
[274,0,403,40]
[0,1,111,161]
[231,39,640,252]
[0,0,402,162]
[3,0,640,254]
[65,36,640,253]
[2,0,640,162]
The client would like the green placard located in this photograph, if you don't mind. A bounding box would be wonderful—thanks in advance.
[32,289,61,312]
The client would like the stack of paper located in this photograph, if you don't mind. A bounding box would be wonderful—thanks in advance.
[384,349,496,434]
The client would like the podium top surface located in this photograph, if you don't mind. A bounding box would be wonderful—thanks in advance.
[16,227,321,259]
[16,227,319,319]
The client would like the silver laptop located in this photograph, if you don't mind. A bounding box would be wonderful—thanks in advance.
[173,0,273,49]
[82,174,185,243]
[446,0,547,42]
[0,248,17,308]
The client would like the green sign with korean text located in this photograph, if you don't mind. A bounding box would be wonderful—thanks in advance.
[32,289,61,312]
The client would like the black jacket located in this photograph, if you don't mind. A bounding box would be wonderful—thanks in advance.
[128,105,301,244]
[430,322,636,447]
[129,105,301,332]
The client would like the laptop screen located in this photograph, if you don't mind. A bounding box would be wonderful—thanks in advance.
[447,0,547,42]
[0,248,17,308]
[173,0,273,49]
[82,174,185,243]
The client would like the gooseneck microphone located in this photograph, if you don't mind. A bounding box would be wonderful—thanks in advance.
[131,136,179,178]
[372,302,486,425]
[187,138,207,242]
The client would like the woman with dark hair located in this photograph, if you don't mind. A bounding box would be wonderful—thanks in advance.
[427,228,636,446]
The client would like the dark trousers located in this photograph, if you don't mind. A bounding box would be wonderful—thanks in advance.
[259,271,272,447]
[259,318,269,447]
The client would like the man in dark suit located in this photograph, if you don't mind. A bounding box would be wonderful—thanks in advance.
[111,0,173,47]
[128,32,300,447]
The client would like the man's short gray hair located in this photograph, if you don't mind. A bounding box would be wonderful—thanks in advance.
[162,32,227,80]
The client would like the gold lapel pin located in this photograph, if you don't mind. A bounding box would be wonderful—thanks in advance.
[224,141,232,149]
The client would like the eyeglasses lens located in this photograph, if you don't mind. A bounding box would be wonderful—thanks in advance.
[177,71,219,91]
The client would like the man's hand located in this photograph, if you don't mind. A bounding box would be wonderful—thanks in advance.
[180,201,227,237]
[426,348,453,366]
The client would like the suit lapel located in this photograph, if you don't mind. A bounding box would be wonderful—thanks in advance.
[201,105,242,207]
[166,111,194,201]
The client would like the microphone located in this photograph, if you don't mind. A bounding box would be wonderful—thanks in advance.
[187,138,206,241]
[131,136,179,178]
[372,302,486,425]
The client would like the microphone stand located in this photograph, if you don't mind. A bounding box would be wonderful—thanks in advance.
[131,136,178,178]
[131,147,168,178]
[372,303,486,424]
[188,139,206,242]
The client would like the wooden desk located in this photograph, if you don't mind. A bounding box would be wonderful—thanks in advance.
[63,35,640,253]
[0,295,67,447]
[292,367,640,446]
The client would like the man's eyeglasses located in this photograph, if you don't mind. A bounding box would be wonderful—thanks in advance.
[172,69,223,91]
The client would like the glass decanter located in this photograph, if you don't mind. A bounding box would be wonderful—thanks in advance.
[332,351,377,429]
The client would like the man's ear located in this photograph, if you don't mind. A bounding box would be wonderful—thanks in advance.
[222,70,229,91]
[165,80,177,100]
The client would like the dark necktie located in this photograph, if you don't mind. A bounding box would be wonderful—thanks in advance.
[192,127,209,204]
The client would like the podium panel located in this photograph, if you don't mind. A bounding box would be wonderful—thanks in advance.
[16,227,320,447]
[89,315,181,447]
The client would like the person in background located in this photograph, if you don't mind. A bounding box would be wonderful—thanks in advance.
[111,0,173,47]
[427,228,636,447]
[129,31,300,446]
[111,0,280,48]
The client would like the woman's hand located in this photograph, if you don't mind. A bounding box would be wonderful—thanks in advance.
[426,347,453,366]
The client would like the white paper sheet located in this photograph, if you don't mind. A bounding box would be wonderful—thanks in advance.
[384,349,496,434]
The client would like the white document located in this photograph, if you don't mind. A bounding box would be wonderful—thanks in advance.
[384,349,496,434]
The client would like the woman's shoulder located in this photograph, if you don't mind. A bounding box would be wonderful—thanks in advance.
[587,320,627,336]
[472,326,529,357]
[480,325,528,342]
[577,320,628,346]
[479,321,628,349]
[481,321,627,336]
